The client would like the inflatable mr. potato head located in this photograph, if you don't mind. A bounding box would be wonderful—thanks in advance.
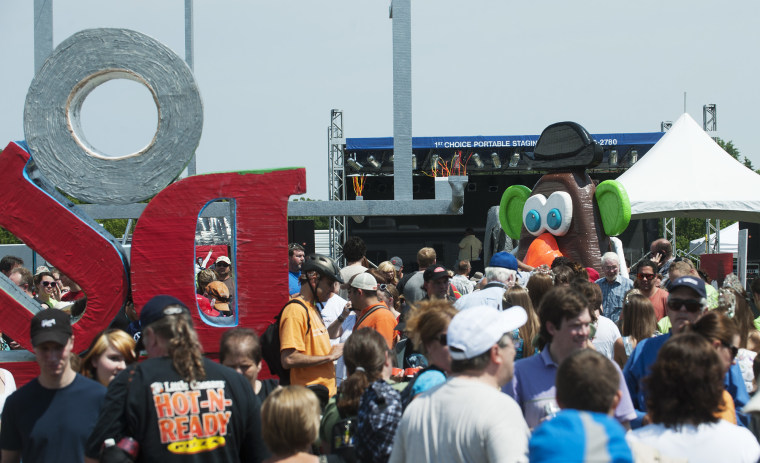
[499,122,631,271]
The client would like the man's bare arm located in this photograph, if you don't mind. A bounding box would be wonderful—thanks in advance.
[281,345,343,369]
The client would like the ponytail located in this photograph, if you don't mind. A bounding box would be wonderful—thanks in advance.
[151,311,206,382]
[336,328,387,416]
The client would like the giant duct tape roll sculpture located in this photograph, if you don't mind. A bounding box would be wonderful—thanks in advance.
[24,28,203,204]
[499,122,631,271]
[0,28,305,385]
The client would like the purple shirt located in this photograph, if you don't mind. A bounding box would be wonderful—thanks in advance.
[503,347,637,429]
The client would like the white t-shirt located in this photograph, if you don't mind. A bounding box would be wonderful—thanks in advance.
[389,377,529,463]
[627,421,760,463]
[591,315,622,360]
[319,293,355,386]
[0,368,17,415]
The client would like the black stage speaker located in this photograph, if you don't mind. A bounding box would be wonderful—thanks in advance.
[739,222,759,261]
[288,220,315,255]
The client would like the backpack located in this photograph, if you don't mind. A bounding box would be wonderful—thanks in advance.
[356,381,402,463]
[330,413,358,463]
[261,299,310,385]
[399,364,445,411]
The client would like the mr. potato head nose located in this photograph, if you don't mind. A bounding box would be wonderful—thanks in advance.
[523,232,563,268]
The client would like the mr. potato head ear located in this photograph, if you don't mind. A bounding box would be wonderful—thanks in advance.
[499,185,532,240]
[595,180,631,237]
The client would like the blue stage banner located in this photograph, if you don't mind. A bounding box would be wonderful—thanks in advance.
[346,132,664,151]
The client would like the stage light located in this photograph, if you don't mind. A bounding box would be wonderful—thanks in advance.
[347,158,363,171]
[609,150,618,167]
[471,153,484,168]
[491,152,501,169]
[391,154,417,169]
[367,155,382,169]
[509,152,520,168]
[629,150,638,165]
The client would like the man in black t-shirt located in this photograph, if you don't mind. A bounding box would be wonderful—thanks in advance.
[85,295,267,463]
[1,309,106,463]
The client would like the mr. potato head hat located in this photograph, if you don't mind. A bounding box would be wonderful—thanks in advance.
[205,281,232,314]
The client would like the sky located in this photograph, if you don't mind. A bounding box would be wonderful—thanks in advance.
[1,1,759,201]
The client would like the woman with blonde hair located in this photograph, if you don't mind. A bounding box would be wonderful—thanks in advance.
[613,289,658,369]
[262,386,323,463]
[377,261,398,286]
[80,329,137,386]
[503,286,539,359]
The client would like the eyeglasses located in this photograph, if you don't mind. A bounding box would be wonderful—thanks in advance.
[41,281,56,287]
[720,340,739,360]
[666,298,703,313]
[436,333,447,345]
[637,273,655,281]
[216,262,229,268]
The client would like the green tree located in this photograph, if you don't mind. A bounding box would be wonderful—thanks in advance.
[715,137,755,171]
[674,218,735,255]
[0,227,22,245]
[289,197,329,230]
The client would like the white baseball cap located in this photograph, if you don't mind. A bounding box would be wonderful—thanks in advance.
[448,305,527,360]
[347,273,378,291]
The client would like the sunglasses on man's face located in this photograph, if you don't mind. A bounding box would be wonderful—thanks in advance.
[637,273,655,281]
[666,298,702,313]
[41,281,57,287]
[216,262,229,268]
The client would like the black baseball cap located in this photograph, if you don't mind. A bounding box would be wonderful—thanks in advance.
[136,295,190,351]
[30,309,72,347]
[423,266,450,282]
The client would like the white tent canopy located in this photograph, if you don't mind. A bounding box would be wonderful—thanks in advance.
[617,113,760,223]
[688,221,739,255]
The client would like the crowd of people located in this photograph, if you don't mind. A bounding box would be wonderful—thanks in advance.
[2,233,760,462]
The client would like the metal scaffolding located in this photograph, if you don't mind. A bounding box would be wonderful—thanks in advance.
[663,217,676,250]
[328,109,347,264]
[706,219,721,254]
[703,104,717,132]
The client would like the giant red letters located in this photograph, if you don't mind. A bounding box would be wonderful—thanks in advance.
[0,142,129,353]
[130,169,306,348]
[0,142,306,384]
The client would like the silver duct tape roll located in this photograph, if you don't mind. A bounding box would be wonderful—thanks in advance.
[24,28,203,204]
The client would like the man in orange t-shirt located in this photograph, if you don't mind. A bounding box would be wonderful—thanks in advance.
[345,273,397,348]
[280,254,345,396]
